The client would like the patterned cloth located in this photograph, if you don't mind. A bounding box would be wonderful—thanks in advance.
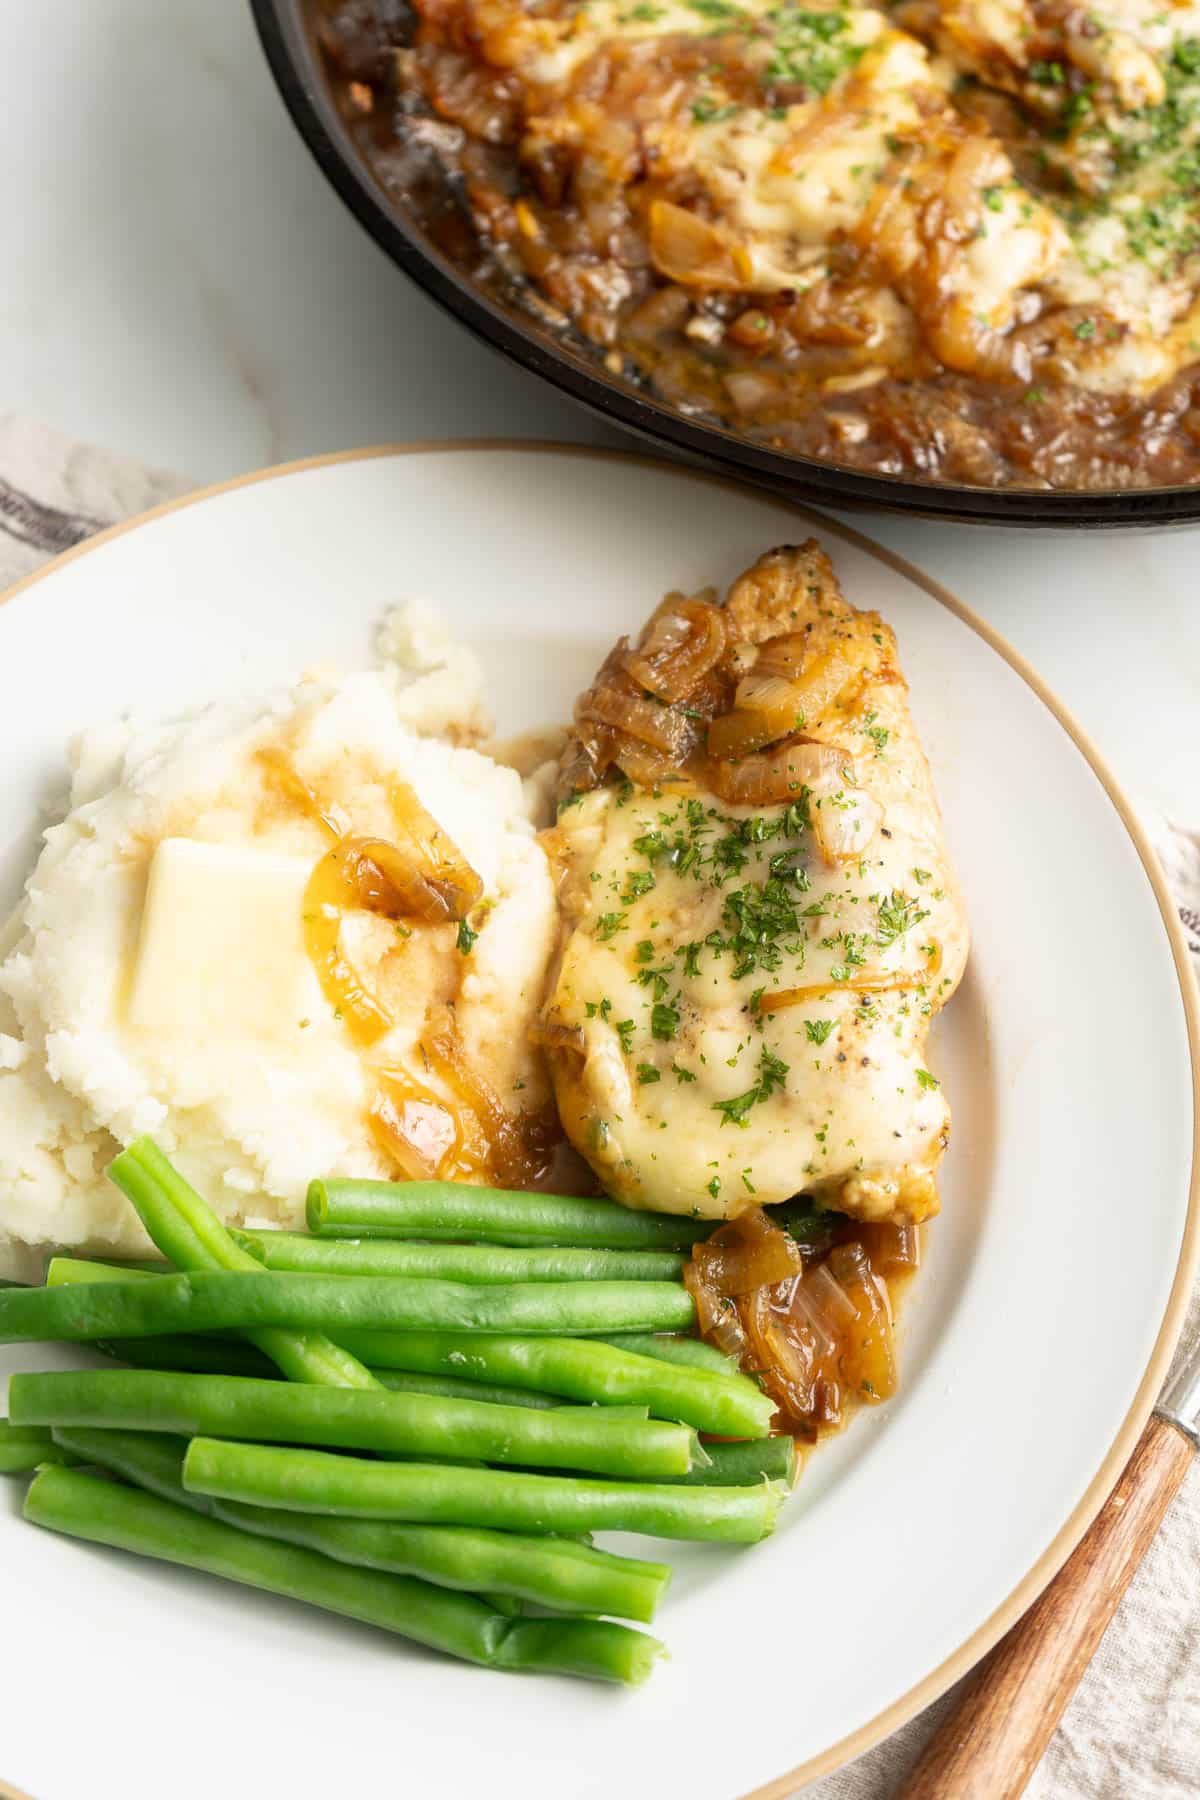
[2,415,1198,1800]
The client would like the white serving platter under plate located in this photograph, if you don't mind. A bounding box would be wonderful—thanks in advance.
[0,446,1195,1800]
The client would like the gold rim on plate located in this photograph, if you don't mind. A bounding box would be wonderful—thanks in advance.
[2,440,1197,1798]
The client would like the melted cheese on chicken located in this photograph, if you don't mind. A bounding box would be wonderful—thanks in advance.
[542,544,968,1225]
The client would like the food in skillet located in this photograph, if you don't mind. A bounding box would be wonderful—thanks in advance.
[316,0,1200,489]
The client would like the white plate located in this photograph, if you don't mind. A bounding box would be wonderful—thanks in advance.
[0,446,1195,1800]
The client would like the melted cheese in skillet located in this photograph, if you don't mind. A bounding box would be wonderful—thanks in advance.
[510,0,1200,391]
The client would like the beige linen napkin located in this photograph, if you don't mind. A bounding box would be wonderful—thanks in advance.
[2,416,1198,1800]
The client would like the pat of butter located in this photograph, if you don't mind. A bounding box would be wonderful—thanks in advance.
[128,839,322,1043]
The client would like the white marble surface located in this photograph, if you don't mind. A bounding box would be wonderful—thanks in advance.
[5,0,1199,819]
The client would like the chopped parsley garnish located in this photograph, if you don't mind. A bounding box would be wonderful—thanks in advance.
[707,1175,722,1198]
[714,1089,760,1127]
[691,97,739,122]
[455,921,478,953]
[616,1018,636,1053]
[804,1018,836,1045]
[595,912,626,941]
[765,4,864,96]
[622,870,656,903]
[707,874,808,979]
[1061,87,1093,130]
[636,1062,662,1085]
[915,1067,939,1090]
[671,1061,698,1083]
[861,711,889,755]
[651,1001,681,1041]
[875,890,929,946]
[713,1045,790,1127]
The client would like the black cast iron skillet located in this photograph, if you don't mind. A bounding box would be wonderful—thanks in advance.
[250,0,1200,527]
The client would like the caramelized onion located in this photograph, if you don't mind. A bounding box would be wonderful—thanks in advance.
[783,1274,838,1358]
[685,1206,906,1436]
[724,369,782,415]
[608,733,691,790]
[805,1260,857,1329]
[757,622,884,730]
[624,597,727,702]
[423,1011,559,1190]
[648,200,753,291]
[692,1208,803,1297]
[683,1261,753,1364]
[369,1072,468,1180]
[809,775,883,865]
[530,1018,587,1054]
[861,1220,921,1274]
[752,633,811,681]
[387,782,485,922]
[745,1282,825,1423]
[577,684,698,761]
[708,738,842,807]
[706,676,809,759]
[303,842,397,1046]
[557,729,612,804]
[757,971,921,1012]
[828,1242,898,1401]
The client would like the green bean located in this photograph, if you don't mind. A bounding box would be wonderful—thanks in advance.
[598,1333,741,1377]
[0,1268,694,1342]
[334,1330,774,1437]
[672,1437,797,1487]
[525,1437,797,1487]
[50,1427,207,1507]
[215,1504,666,1621]
[0,1420,74,1474]
[95,1335,567,1409]
[9,1370,699,1479]
[184,1439,781,1543]
[101,1148,526,1602]
[374,1371,563,1409]
[97,1334,277,1377]
[47,1256,157,1287]
[25,1465,662,1684]
[99,1154,532,1618]
[48,1428,649,1620]
[234,1230,685,1285]
[108,1140,378,1391]
[309,1178,701,1251]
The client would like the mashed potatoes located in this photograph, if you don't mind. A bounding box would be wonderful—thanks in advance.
[0,607,556,1273]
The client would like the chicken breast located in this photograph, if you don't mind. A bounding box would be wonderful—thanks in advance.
[540,542,968,1226]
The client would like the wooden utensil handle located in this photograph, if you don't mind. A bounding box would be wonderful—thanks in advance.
[895,1413,1193,1800]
